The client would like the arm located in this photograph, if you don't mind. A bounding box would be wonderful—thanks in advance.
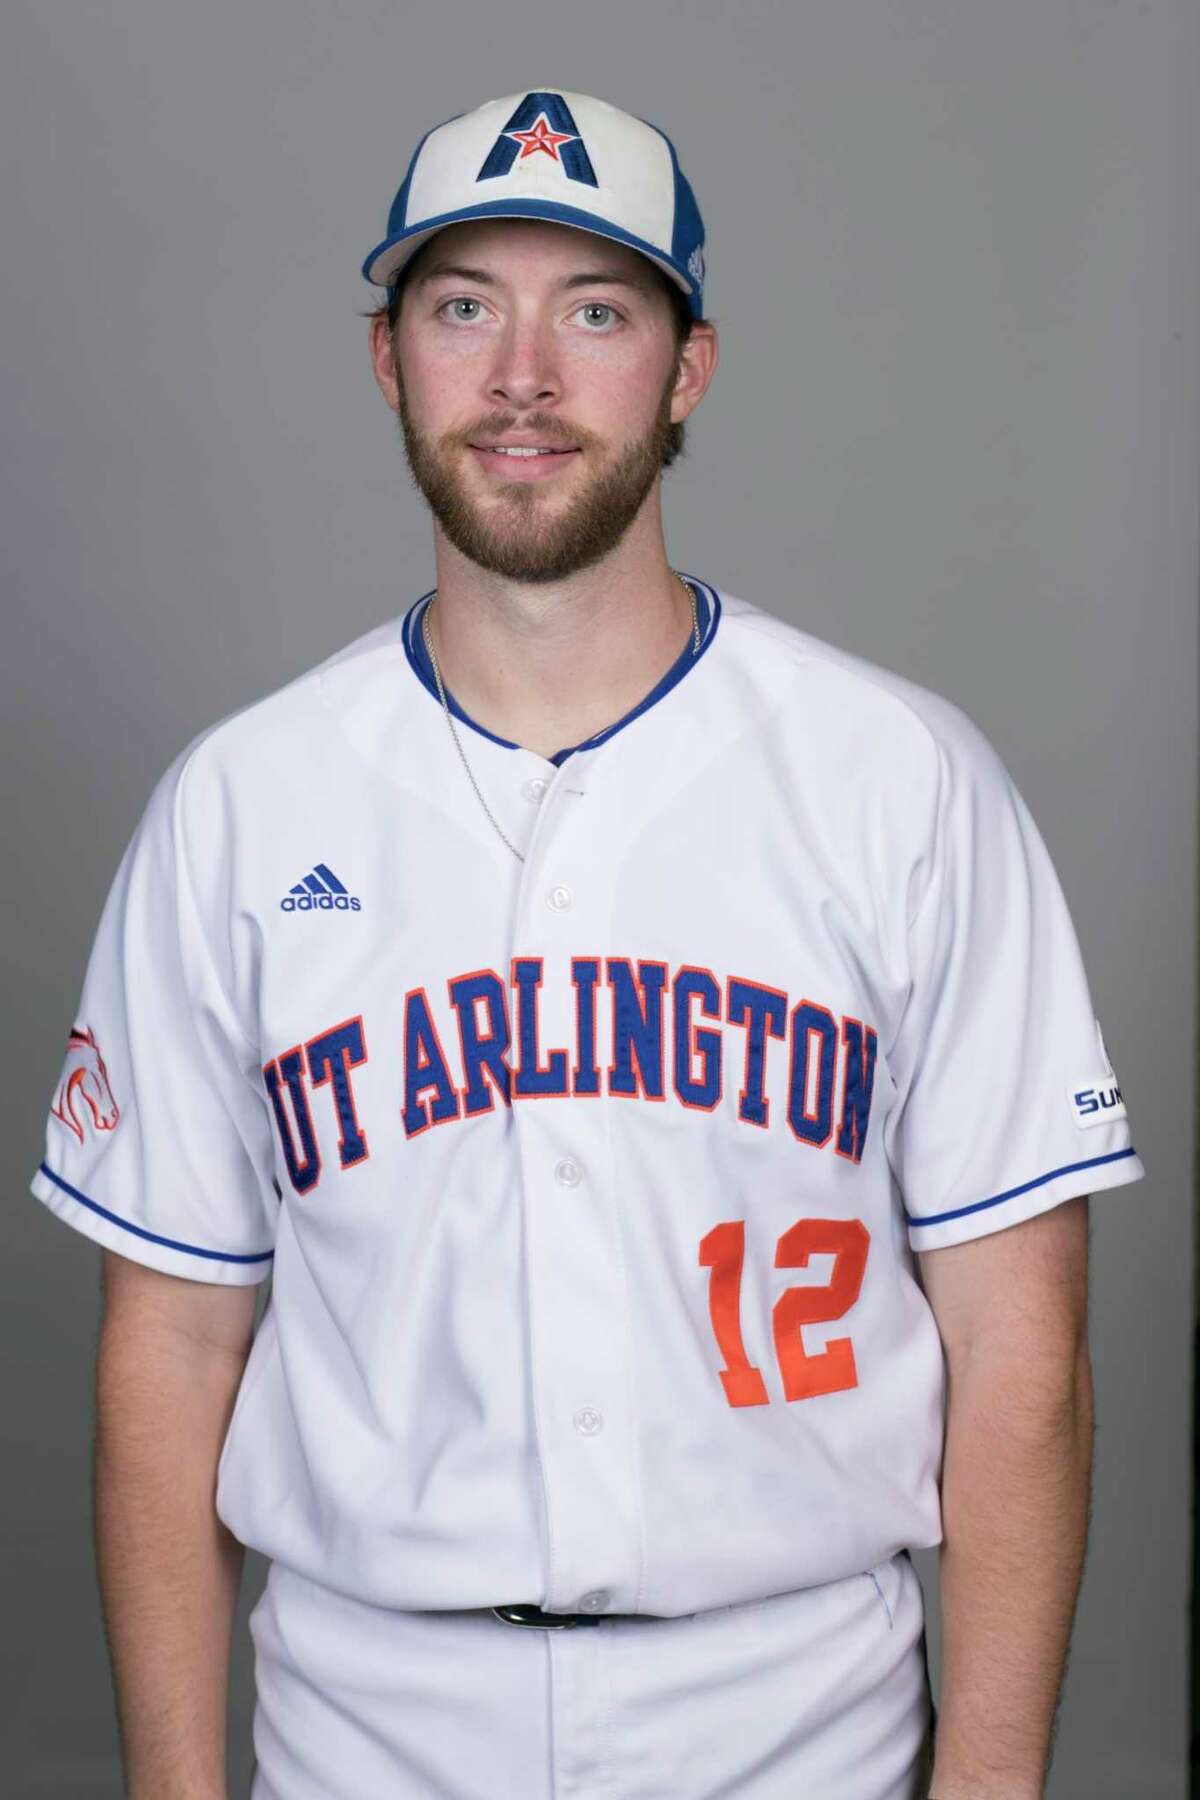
[94,1249,259,1800]
[917,1195,1093,1800]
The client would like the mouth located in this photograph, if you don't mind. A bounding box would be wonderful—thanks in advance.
[468,443,582,481]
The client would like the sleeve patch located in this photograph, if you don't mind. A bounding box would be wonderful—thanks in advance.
[1067,1072,1128,1129]
[50,1024,120,1144]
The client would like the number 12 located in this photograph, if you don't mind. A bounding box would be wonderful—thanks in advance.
[699,1217,870,1407]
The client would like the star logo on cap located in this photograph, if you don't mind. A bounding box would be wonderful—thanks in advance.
[504,113,578,162]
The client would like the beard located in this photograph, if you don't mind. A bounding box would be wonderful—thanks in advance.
[391,349,682,584]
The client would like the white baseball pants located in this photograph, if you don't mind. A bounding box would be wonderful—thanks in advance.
[248,1550,936,1798]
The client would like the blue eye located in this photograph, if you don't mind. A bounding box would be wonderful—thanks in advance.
[435,296,624,330]
[577,302,619,329]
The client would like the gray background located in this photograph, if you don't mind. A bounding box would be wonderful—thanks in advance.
[3,2,1195,1796]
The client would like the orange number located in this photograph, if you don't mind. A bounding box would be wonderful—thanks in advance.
[699,1217,870,1408]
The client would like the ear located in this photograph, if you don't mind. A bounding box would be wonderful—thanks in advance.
[670,321,719,426]
[368,313,401,413]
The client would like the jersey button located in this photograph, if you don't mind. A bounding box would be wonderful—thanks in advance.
[573,1406,603,1435]
[554,1156,582,1187]
[522,777,549,804]
[547,883,574,911]
[578,1589,610,1612]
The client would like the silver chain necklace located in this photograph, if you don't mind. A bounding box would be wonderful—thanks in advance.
[421,569,700,865]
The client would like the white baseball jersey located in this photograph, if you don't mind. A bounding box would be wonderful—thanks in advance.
[31,575,1145,1619]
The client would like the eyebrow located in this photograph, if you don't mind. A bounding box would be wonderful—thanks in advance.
[413,261,652,297]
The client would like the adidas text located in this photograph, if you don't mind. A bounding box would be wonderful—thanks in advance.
[281,893,362,913]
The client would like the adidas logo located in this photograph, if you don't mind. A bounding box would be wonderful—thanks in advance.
[280,862,362,913]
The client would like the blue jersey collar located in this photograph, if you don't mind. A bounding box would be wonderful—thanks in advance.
[401,575,721,767]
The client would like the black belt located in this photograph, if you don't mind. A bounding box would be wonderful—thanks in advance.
[491,1601,658,1629]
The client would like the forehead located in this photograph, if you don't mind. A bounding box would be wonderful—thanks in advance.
[406,216,660,289]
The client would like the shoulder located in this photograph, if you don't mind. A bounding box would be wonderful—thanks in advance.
[714,586,1014,798]
[136,610,413,849]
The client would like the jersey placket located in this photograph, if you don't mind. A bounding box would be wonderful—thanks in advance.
[506,743,644,1618]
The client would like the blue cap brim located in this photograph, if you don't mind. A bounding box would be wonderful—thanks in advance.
[361,197,701,317]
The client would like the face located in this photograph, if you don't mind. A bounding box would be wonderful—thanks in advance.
[369,218,714,584]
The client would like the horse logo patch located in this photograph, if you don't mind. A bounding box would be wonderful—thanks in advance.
[51,1024,120,1143]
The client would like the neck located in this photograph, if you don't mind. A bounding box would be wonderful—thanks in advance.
[422,539,696,762]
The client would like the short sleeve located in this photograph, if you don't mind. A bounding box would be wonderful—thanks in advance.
[885,705,1146,1252]
[29,748,278,1284]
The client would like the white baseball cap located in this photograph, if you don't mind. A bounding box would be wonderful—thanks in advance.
[361,87,707,319]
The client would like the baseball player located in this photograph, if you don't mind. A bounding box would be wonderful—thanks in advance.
[31,88,1144,1800]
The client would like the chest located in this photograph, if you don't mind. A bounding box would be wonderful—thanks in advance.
[238,749,914,1209]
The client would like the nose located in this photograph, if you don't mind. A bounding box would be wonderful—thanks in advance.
[486,316,562,412]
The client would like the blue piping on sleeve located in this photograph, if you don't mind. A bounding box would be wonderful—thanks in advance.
[905,1145,1140,1229]
[37,1162,275,1264]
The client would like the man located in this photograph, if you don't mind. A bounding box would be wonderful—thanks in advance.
[31,88,1145,1799]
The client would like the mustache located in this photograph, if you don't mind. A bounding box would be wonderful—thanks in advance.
[454,418,591,452]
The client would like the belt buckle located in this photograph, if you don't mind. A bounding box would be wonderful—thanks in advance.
[491,1602,596,1629]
